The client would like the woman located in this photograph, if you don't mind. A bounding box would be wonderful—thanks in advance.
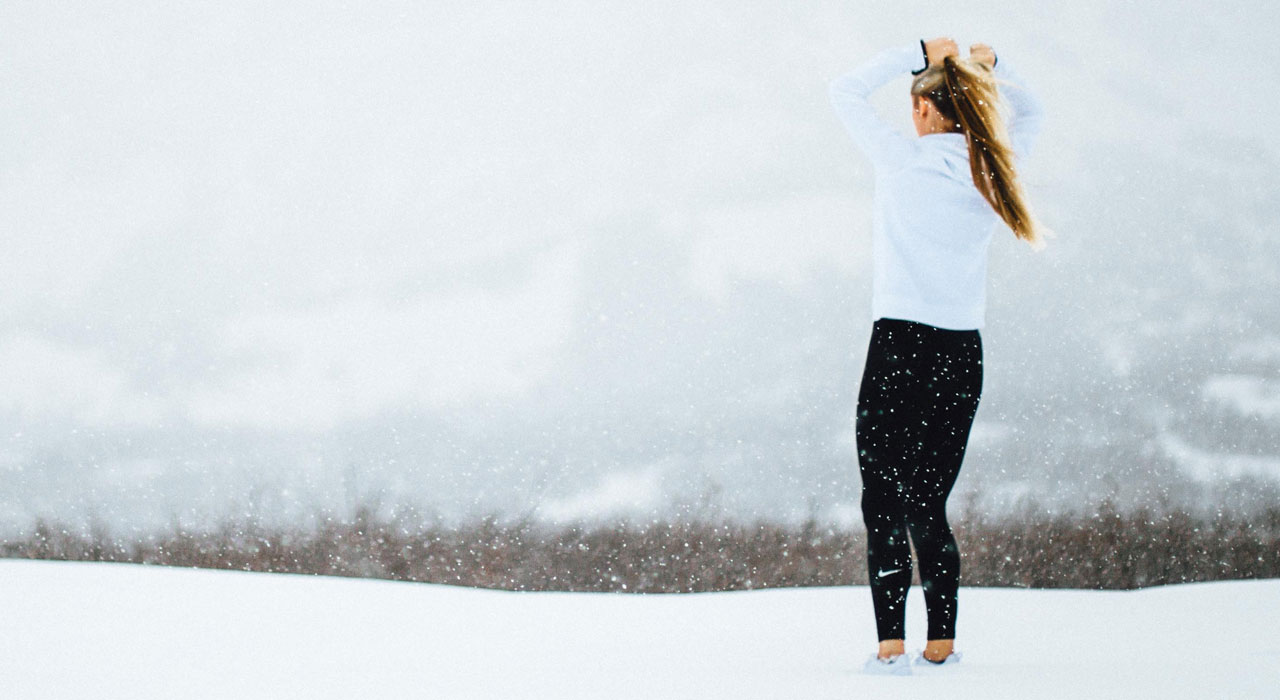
[828,37,1048,674]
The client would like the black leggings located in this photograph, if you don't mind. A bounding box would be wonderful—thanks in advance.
[856,317,982,641]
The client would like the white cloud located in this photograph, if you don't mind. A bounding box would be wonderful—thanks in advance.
[185,242,583,430]
[683,191,868,301]
[0,332,169,428]
[1203,374,1280,421]
[1157,431,1280,482]
[536,464,667,524]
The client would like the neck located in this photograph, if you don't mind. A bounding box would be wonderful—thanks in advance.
[919,120,963,137]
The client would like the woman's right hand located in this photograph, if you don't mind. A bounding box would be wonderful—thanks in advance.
[969,43,996,68]
[924,37,960,66]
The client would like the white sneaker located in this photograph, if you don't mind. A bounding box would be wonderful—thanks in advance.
[912,649,963,667]
[862,651,913,676]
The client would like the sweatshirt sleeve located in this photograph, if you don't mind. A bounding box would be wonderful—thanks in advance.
[992,52,1045,160]
[828,41,927,171]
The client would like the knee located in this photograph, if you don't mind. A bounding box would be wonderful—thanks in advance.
[861,478,907,517]
[860,484,894,520]
[905,504,951,537]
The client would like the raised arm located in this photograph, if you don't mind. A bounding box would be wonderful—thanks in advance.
[828,41,928,171]
[992,51,1045,160]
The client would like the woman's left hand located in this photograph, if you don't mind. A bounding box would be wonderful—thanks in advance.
[924,37,960,65]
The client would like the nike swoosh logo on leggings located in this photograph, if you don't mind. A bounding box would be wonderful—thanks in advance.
[877,567,903,578]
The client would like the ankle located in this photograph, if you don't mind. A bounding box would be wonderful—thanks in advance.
[922,639,955,662]
[877,639,906,658]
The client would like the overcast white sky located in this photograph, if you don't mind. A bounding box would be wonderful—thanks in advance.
[2,1,1278,528]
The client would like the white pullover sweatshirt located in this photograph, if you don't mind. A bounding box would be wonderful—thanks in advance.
[828,41,1045,330]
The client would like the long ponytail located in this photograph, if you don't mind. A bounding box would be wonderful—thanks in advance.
[913,56,1050,250]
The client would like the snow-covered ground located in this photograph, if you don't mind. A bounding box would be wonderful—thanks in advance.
[1,559,1276,699]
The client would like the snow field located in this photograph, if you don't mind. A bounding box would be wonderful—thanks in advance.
[1,559,1276,699]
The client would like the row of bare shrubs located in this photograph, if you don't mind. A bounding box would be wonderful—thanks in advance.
[3,496,1277,591]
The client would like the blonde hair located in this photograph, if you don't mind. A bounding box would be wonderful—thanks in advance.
[910,55,1053,250]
